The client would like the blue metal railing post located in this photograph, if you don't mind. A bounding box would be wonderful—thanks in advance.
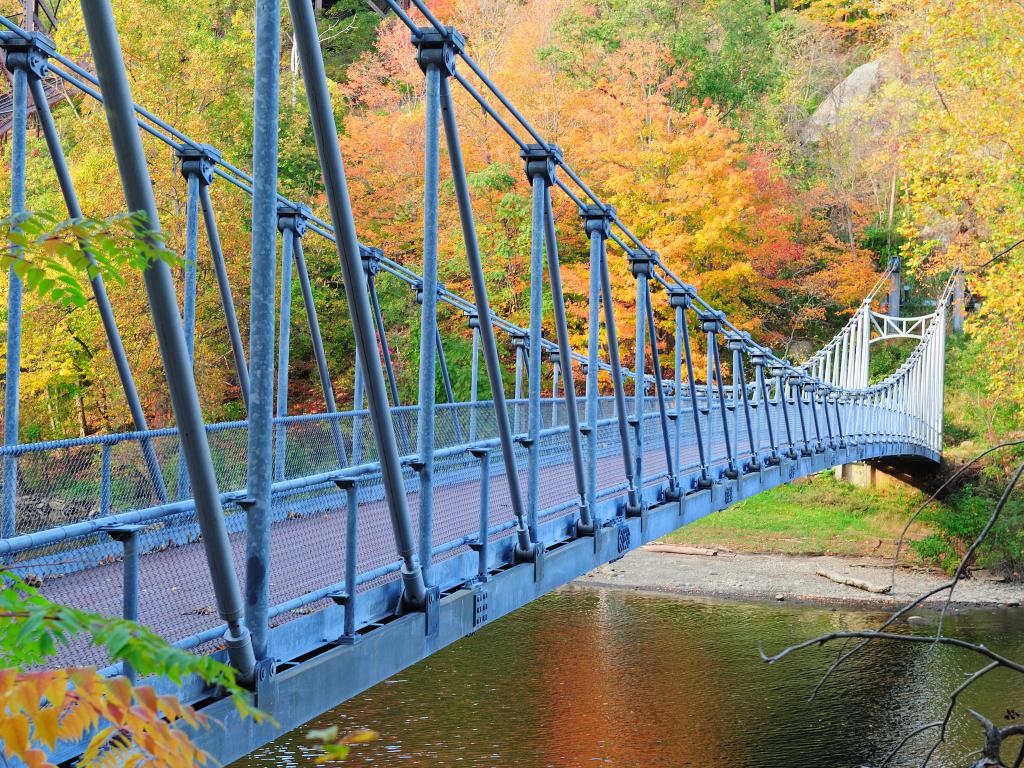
[629,250,647,500]
[584,223,602,515]
[469,447,490,581]
[583,205,641,515]
[1,44,26,539]
[101,523,143,682]
[288,0,427,607]
[751,352,780,465]
[525,166,545,539]
[729,334,760,471]
[671,287,712,488]
[244,0,281,662]
[80,0,255,680]
[293,229,348,466]
[643,277,680,498]
[467,312,480,443]
[413,46,442,584]
[175,166,200,500]
[701,312,738,479]
[274,221,295,483]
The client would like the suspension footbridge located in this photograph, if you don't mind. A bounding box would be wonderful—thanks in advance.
[0,1,954,762]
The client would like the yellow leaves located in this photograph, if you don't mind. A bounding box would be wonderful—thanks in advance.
[0,666,215,768]
[0,712,30,756]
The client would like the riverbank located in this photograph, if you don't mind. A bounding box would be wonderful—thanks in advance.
[570,547,1023,609]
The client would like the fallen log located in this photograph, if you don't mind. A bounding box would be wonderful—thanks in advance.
[816,569,892,594]
[643,544,718,556]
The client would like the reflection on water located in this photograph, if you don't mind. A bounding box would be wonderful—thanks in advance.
[236,589,1024,767]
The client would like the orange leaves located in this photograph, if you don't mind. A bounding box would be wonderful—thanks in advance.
[0,668,214,768]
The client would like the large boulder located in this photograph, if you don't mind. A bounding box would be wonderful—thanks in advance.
[801,60,882,144]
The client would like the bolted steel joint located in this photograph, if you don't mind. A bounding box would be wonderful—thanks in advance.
[628,248,656,278]
[413,26,465,76]
[547,347,560,365]
[699,311,725,334]
[276,203,310,237]
[176,143,221,186]
[768,363,789,379]
[511,331,528,350]
[1,32,55,79]
[414,279,444,305]
[359,244,383,276]
[748,350,769,368]
[466,311,480,329]
[668,285,696,309]
[520,143,562,186]
[725,332,749,353]
[580,204,615,239]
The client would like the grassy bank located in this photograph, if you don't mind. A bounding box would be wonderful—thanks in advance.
[664,474,928,559]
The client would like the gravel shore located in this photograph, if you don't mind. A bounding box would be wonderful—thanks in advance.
[570,547,1023,609]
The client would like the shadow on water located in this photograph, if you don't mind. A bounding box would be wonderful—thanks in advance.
[235,589,1024,767]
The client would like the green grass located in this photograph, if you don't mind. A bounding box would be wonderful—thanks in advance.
[664,473,928,558]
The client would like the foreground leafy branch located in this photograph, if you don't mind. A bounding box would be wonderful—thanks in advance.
[0,570,267,767]
[1,210,181,309]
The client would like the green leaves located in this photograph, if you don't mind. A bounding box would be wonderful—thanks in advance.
[0,568,266,723]
[0,210,182,309]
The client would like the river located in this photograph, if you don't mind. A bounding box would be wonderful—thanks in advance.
[236,589,1024,767]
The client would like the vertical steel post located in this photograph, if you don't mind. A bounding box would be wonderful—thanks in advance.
[100,442,112,516]
[512,333,526,434]
[672,296,684,477]
[677,293,712,487]
[550,352,560,428]
[182,172,199,363]
[437,53,534,558]
[102,523,143,683]
[597,224,641,514]
[643,276,679,497]
[176,172,199,500]
[525,172,545,537]
[584,218,603,514]
[630,252,647,494]
[703,313,737,478]
[293,234,348,465]
[244,0,281,663]
[468,313,480,443]
[2,55,26,538]
[80,0,254,680]
[415,58,442,584]
[198,183,251,408]
[274,227,295,482]
[752,353,779,463]
[352,344,365,464]
[290,0,427,605]
[341,478,358,641]
[731,336,758,470]
[953,268,965,333]
[540,179,591,530]
[470,447,490,581]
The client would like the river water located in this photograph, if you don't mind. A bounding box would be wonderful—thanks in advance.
[237,589,1024,767]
